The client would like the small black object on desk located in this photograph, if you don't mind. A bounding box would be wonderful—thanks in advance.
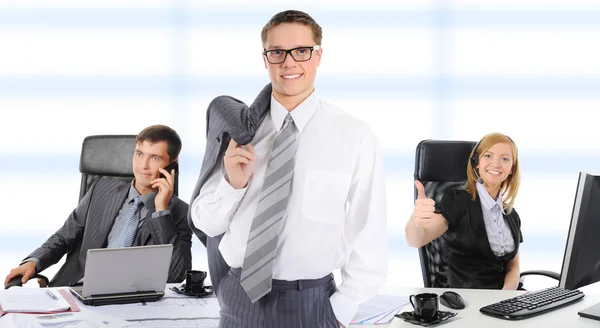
[169,270,214,297]
[400,292,458,326]
[396,310,457,327]
[440,291,466,310]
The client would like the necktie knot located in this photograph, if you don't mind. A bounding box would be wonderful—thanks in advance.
[131,195,143,207]
[281,114,295,130]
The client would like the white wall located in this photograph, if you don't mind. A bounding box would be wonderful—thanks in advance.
[2,0,600,289]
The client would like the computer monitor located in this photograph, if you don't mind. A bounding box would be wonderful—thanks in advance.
[559,172,600,290]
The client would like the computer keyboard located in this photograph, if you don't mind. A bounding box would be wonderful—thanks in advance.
[480,286,585,320]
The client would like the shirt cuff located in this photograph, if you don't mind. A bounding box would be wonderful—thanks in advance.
[152,209,171,219]
[217,175,248,198]
[330,290,359,328]
[21,257,40,272]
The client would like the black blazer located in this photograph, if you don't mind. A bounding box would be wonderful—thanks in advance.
[27,178,192,286]
[439,189,523,289]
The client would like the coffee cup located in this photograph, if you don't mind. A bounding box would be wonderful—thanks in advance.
[409,293,439,322]
[184,270,207,293]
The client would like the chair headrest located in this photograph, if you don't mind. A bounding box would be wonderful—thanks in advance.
[80,135,136,176]
[414,140,477,182]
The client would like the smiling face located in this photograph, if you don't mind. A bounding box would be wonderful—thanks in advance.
[476,142,514,187]
[132,140,171,195]
[263,23,322,110]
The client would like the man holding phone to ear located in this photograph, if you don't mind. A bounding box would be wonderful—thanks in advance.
[4,125,192,288]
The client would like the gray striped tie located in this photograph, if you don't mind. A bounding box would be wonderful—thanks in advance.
[240,113,298,302]
[107,196,143,248]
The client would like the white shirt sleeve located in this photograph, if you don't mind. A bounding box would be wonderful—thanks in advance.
[191,164,247,237]
[329,133,389,327]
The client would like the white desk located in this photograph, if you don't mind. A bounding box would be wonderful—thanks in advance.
[368,282,600,327]
[2,283,600,327]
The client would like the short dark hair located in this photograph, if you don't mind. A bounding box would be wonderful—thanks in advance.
[136,125,182,162]
[261,10,322,46]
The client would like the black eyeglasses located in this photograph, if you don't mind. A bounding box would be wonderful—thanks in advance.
[263,45,321,64]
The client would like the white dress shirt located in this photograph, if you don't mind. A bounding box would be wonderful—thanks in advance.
[191,91,388,327]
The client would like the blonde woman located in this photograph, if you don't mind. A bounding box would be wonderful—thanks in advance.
[406,133,522,289]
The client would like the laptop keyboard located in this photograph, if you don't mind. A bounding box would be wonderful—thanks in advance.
[69,285,164,306]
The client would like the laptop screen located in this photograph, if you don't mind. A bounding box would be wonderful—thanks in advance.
[82,244,173,297]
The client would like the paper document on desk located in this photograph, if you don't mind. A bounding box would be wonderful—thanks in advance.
[350,294,409,325]
[3,311,127,328]
[0,288,70,314]
[371,306,403,324]
[91,297,220,320]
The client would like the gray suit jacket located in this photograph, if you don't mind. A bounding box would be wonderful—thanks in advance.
[28,178,192,286]
[187,83,272,293]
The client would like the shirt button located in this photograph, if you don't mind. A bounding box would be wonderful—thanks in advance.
[501,246,505,249]
[499,231,502,234]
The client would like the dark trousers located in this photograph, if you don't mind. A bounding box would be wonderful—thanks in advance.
[217,268,339,328]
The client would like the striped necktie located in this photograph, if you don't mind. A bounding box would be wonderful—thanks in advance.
[240,113,298,302]
[107,195,143,248]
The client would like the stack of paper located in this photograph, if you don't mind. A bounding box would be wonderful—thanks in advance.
[350,294,409,325]
[91,297,221,321]
[0,288,70,314]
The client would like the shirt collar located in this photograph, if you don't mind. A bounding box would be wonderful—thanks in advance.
[129,180,157,209]
[270,91,319,133]
[476,181,504,212]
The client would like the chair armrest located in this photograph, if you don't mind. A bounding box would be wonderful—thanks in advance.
[35,273,50,287]
[4,273,50,289]
[519,270,560,281]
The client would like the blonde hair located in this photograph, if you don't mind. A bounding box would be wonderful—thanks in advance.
[464,133,521,213]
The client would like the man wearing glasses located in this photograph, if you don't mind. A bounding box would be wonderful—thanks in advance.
[191,10,387,328]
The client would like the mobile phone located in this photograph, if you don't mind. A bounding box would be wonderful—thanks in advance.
[159,161,179,180]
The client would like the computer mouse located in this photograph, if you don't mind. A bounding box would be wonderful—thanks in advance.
[4,275,24,289]
[440,291,466,310]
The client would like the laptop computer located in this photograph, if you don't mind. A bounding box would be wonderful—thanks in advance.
[69,244,173,306]
[579,301,600,321]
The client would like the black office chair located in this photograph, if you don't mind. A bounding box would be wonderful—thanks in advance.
[79,134,178,200]
[413,140,559,288]
[413,140,476,287]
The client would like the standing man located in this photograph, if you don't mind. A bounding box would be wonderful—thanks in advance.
[191,10,387,328]
[4,125,192,287]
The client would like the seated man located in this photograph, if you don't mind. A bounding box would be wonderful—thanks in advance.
[3,125,192,287]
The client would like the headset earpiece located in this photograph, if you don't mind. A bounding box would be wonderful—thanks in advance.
[471,139,482,169]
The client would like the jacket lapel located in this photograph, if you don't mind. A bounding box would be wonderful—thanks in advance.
[95,182,129,248]
[471,195,498,258]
